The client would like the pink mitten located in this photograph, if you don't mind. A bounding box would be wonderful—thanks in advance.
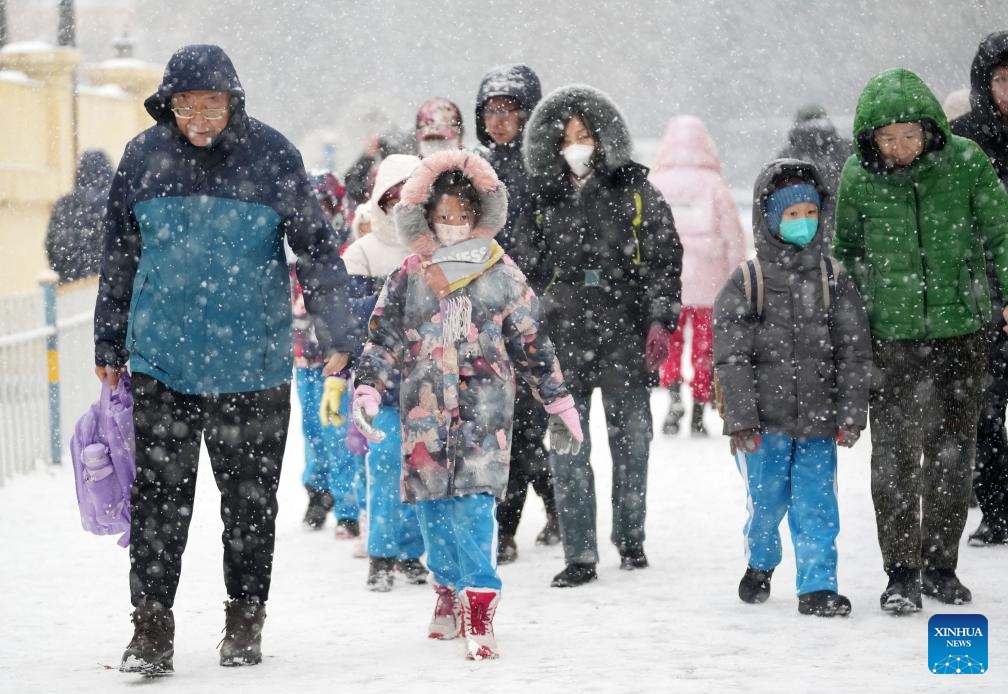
[351,384,385,443]
[545,395,584,455]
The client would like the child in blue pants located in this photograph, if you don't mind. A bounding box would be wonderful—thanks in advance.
[352,150,582,659]
[713,159,871,617]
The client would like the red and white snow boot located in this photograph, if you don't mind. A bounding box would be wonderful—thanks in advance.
[428,583,461,640]
[461,587,500,660]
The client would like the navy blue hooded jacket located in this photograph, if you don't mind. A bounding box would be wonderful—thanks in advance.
[474,64,542,255]
[94,44,354,394]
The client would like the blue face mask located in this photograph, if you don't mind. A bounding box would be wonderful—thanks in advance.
[778,217,818,246]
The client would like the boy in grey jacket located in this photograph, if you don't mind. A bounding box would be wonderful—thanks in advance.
[713,159,871,617]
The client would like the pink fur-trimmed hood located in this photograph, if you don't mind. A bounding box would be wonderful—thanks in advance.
[393,149,508,258]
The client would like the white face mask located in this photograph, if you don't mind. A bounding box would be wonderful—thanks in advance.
[433,222,472,246]
[562,143,595,178]
[418,138,460,158]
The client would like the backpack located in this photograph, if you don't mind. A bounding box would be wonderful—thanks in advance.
[70,374,135,547]
[713,256,841,418]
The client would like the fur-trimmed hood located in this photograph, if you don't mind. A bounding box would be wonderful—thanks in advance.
[523,84,634,180]
[393,150,508,258]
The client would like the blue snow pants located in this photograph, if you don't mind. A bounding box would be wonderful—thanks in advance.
[295,367,360,521]
[366,406,424,560]
[415,493,501,591]
[734,433,839,596]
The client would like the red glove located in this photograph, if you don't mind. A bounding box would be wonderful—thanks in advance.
[645,322,671,372]
[836,427,861,448]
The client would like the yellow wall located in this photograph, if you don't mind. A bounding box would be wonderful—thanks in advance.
[0,48,160,294]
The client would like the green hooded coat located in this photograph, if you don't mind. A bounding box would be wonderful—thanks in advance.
[833,68,1008,340]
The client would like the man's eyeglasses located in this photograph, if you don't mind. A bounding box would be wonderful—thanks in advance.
[484,106,521,119]
[171,106,228,121]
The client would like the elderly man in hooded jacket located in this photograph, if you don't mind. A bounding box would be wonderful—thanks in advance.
[93,44,354,675]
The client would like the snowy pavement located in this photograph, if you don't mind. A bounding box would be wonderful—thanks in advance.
[1,389,1006,693]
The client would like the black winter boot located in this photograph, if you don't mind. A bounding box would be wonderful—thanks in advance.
[738,566,773,604]
[535,511,562,546]
[662,387,685,435]
[120,599,175,676]
[219,597,266,666]
[690,403,708,437]
[880,567,922,614]
[922,569,972,605]
[550,562,598,588]
[798,590,852,617]
[497,535,518,564]
[303,485,334,530]
[367,557,395,592]
[395,558,430,585]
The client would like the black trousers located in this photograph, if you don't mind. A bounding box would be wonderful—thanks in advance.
[496,379,555,538]
[129,373,290,608]
[868,333,987,573]
[976,324,1008,530]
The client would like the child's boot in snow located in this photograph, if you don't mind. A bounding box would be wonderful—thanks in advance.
[428,584,461,640]
[367,557,395,592]
[662,387,685,435]
[738,566,773,603]
[461,588,500,660]
[691,402,708,437]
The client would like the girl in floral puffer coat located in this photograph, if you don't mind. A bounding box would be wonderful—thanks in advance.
[352,150,582,660]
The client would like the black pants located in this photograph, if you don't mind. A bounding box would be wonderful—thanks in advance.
[976,324,1008,530]
[129,373,291,608]
[496,380,555,538]
[868,333,987,573]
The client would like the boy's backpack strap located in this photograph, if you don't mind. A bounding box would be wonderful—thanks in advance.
[740,258,764,318]
[820,256,839,311]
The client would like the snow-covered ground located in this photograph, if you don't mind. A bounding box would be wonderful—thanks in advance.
[1,389,1006,693]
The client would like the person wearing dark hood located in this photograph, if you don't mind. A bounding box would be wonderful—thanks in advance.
[520,84,682,587]
[93,45,355,675]
[474,64,559,562]
[714,160,870,618]
[776,104,853,198]
[834,68,1008,615]
[45,148,114,282]
[951,30,1008,547]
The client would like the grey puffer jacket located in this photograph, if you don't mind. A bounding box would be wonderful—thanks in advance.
[713,159,871,438]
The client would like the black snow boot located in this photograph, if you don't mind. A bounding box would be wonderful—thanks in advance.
[662,387,685,435]
[497,535,518,564]
[120,599,175,676]
[395,558,430,585]
[738,566,773,604]
[798,590,852,617]
[968,520,1008,546]
[302,485,334,530]
[550,562,598,588]
[880,567,922,614]
[922,569,972,605]
[367,557,395,592]
[219,597,266,666]
[619,545,649,570]
[690,403,708,437]
[535,511,562,546]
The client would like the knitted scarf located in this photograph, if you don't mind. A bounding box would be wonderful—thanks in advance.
[423,238,506,345]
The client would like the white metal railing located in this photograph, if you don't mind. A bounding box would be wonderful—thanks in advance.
[0,275,98,485]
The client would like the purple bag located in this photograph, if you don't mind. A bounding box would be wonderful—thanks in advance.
[70,373,135,547]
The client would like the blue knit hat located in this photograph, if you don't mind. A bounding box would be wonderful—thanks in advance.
[764,183,820,232]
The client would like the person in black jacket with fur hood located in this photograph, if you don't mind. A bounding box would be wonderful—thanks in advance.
[519,84,683,587]
[951,30,1008,547]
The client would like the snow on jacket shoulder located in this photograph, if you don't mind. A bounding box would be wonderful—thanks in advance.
[649,116,745,307]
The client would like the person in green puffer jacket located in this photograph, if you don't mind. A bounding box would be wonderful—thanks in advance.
[834,67,1008,616]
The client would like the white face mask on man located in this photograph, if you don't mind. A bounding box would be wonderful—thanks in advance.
[562,143,595,178]
[418,138,460,158]
[433,222,472,246]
